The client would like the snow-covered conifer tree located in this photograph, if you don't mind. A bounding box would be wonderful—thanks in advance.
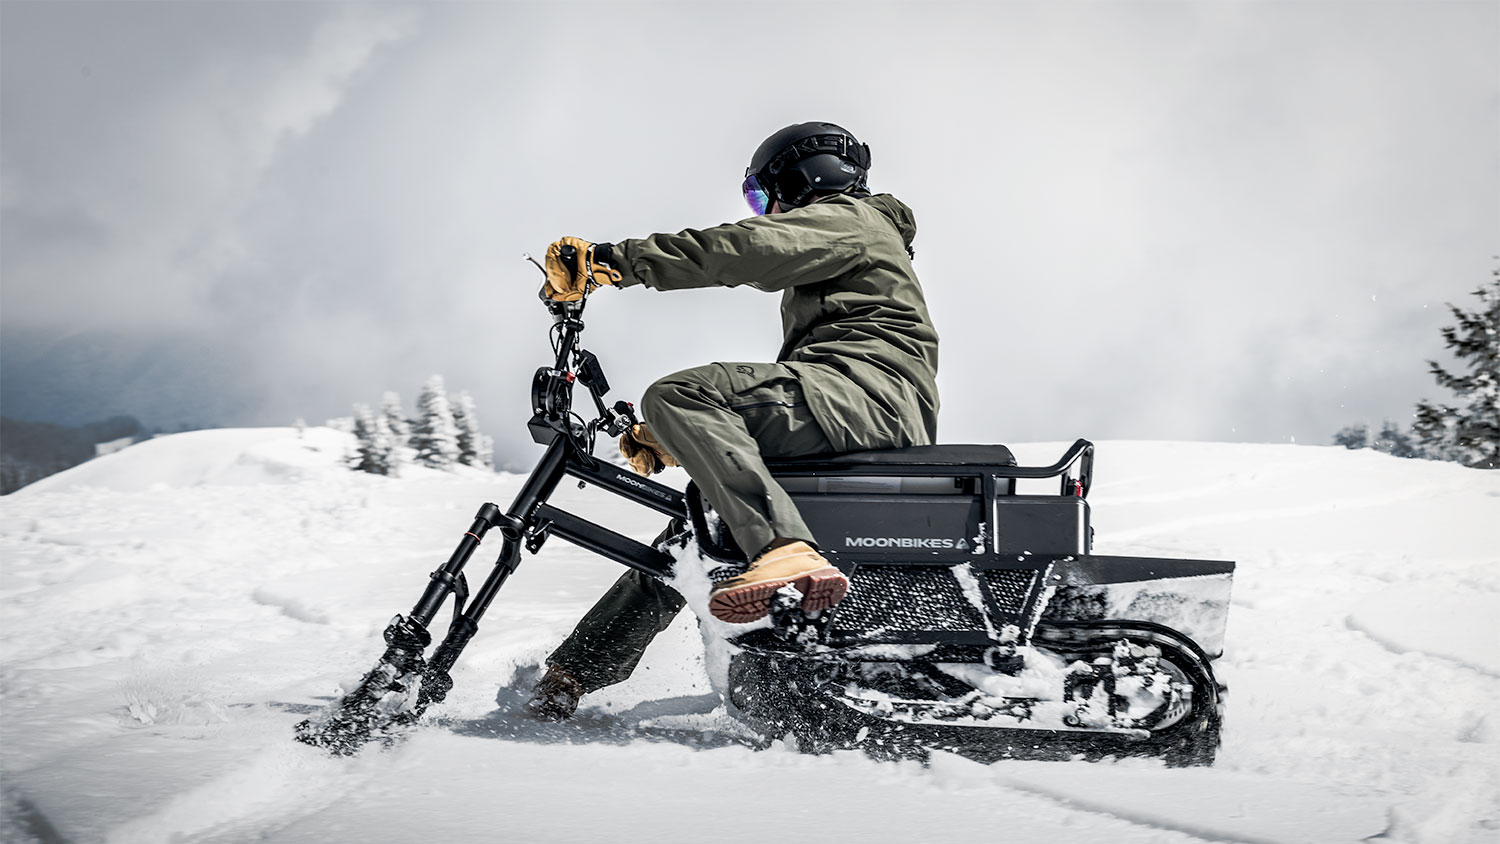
[351,404,398,475]
[411,376,460,468]
[1371,421,1422,459]
[1412,273,1500,469]
[477,433,495,470]
[381,392,410,443]
[1332,424,1369,450]
[451,391,491,469]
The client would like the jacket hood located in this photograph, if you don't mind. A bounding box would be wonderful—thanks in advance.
[862,193,917,248]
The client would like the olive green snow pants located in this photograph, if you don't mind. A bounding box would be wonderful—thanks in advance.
[547,361,837,693]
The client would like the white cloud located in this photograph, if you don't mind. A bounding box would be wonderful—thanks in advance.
[245,7,420,167]
[1,3,420,329]
[1,1,1495,457]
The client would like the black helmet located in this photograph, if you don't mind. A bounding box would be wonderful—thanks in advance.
[742,121,871,214]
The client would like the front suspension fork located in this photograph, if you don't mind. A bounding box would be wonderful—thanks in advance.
[399,438,573,711]
[299,435,680,753]
[295,498,536,753]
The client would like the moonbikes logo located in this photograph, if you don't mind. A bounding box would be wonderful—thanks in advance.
[844,536,969,551]
[614,471,676,502]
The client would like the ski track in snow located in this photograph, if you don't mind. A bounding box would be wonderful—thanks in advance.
[1345,587,1500,677]
[105,743,379,844]
[1,430,1497,843]
[954,757,1391,844]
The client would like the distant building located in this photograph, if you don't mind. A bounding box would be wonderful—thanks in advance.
[95,436,135,458]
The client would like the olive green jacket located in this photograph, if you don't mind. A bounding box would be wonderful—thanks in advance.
[610,193,939,453]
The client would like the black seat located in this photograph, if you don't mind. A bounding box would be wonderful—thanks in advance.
[765,444,1016,470]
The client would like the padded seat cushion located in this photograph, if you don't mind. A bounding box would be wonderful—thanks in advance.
[766,444,1016,469]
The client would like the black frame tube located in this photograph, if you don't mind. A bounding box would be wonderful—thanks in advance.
[535,504,676,578]
[502,436,573,538]
[433,433,688,630]
[565,455,687,518]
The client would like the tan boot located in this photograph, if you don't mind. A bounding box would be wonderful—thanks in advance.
[523,665,584,722]
[708,541,848,623]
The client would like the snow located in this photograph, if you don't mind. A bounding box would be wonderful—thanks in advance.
[21,427,356,493]
[949,562,1002,640]
[2,429,1498,843]
[969,759,1392,844]
[1347,587,1500,676]
[1079,572,1235,657]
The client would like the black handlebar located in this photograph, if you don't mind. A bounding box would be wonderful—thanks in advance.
[531,261,640,447]
[543,244,588,321]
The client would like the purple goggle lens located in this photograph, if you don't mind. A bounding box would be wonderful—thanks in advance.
[742,174,771,216]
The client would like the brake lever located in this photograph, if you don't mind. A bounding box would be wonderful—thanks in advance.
[524,253,547,277]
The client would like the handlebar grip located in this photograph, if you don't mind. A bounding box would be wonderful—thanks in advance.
[559,244,579,274]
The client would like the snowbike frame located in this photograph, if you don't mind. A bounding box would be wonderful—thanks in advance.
[297,252,1235,764]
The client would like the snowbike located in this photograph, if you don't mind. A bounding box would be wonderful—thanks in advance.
[295,250,1235,765]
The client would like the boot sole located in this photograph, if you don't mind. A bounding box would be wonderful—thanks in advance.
[707,565,849,624]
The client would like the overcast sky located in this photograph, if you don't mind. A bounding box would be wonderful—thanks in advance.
[2,1,1496,467]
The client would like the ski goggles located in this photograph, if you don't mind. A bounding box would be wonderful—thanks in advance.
[741,173,772,216]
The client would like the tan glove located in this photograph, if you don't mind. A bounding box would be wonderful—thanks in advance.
[543,237,622,302]
[619,423,679,476]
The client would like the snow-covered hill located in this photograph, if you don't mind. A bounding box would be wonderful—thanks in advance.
[1,428,1496,843]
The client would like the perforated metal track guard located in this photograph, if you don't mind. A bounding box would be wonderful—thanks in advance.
[831,567,984,636]
[982,568,1038,625]
[827,564,1047,642]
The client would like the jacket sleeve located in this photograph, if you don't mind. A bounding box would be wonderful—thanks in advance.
[609,200,876,293]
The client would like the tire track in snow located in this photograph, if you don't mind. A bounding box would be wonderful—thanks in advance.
[104,739,381,844]
[956,758,1392,844]
[1345,586,1500,678]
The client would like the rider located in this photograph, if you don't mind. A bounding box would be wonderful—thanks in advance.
[528,121,940,719]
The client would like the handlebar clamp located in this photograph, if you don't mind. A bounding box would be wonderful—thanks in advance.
[601,400,637,437]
